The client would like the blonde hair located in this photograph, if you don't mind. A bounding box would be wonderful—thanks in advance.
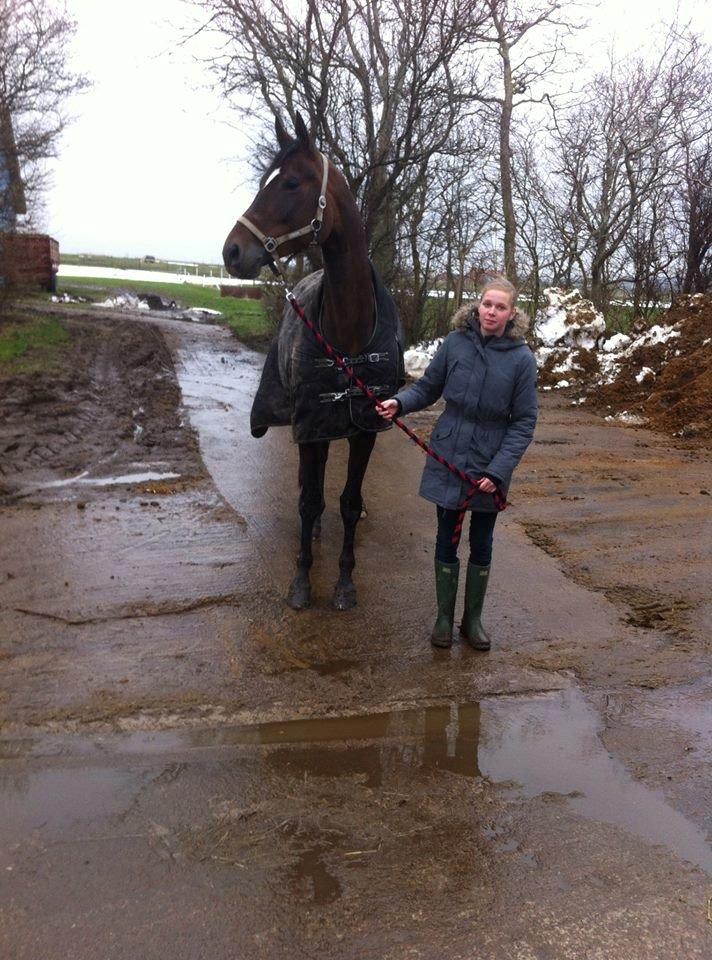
[480,277,518,308]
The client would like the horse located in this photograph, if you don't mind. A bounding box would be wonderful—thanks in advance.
[222,114,404,611]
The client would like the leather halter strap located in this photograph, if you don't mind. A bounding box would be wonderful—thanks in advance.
[236,151,329,258]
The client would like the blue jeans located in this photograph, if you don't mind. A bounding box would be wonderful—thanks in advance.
[435,506,498,566]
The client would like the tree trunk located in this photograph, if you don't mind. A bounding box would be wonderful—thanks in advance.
[530,256,541,320]
[590,262,605,311]
[499,38,517,283]
[682,225,704,294]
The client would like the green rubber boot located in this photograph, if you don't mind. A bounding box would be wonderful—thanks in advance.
[460,563,491,650]
[431,559,460,648]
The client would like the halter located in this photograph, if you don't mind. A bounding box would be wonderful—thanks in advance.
[236,151,329,277]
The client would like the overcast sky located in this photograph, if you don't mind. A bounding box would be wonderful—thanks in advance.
[44,0,710,264]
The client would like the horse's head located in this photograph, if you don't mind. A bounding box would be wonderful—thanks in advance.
[223,114,334,279]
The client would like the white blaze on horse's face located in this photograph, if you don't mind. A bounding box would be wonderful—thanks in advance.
[262,167,280,190]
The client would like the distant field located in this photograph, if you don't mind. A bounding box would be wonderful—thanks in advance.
[55,275,271,342]
[62,252,227,278]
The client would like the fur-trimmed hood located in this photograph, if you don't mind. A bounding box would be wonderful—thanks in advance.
[450,301,530,339]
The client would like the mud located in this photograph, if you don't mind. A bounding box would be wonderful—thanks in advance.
[0,312,202,498]
[601,294,712,439]
[1,304,711,958]
[579,294,712,440]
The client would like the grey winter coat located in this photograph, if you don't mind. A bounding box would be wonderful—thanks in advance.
[395,303,538,512]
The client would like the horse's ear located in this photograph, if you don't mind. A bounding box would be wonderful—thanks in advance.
[275,114,292,151]
[294,112,313,149]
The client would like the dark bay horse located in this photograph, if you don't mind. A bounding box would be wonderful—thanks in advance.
[222,114,403,611]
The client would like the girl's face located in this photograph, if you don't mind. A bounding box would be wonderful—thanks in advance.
[478,288,516,337]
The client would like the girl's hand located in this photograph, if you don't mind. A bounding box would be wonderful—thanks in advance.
[376,399,399,421]
[477,477,497,494]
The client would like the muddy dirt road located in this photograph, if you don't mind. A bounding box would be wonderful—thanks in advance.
[1,308,710,959]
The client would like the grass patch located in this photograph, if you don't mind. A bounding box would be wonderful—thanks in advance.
[0,315,70,374]
[605,302,668,333]
[55,276,271,341]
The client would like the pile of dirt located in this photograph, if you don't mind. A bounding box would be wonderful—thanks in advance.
[531,288,712,442]
[590,294,712,440]
[0,312,203,491]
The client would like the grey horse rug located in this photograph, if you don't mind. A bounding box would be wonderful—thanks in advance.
[250,267,405,443]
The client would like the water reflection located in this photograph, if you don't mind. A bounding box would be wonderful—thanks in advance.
[424,703,480,777]
[2,690,710,876]
[479,689,712,875]
[263,703,481,787]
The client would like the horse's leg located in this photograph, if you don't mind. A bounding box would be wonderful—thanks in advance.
[288,441,329,609]
[333,431,377,610]
[298,460,322,541]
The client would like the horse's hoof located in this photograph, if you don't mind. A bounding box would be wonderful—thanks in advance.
[287,579,311,610]
[333,583,357,610]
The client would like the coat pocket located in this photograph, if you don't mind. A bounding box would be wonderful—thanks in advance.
[430,420,454,460]
[432,420,453,441]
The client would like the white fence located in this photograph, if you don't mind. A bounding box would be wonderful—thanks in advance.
[57,265,258,288]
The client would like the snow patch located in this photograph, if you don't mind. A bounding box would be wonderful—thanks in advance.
[97,292,150,311]
[605,412,646,425]
[404,337,444,378]
[535,287,606,351]
[601,333,631,353]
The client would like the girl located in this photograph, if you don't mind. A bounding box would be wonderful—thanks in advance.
[378,279,538,649]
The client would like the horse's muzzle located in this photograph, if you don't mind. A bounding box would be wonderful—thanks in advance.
[222,238,267,279]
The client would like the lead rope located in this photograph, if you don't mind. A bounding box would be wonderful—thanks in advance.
[275,272,508,549]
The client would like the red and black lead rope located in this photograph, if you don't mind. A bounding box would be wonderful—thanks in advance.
[283,290,508,549]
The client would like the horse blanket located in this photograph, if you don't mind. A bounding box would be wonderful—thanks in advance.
[250,266,405,443]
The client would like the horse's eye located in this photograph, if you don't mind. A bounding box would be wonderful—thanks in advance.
[283,177,300,190]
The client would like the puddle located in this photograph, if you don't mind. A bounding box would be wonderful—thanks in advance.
[632,679,712,753]
[284,825,343,905]
[262,703,480,787]
[290,842,342,904]
[0,767,143,838]
[308,657,358,677]
[36,470,181,489]
[478,690,712,874]
[2,690,710,875]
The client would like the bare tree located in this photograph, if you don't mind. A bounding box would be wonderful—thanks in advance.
[511,126,549,307]
[622,188,677,317]
[393,166,441,344]
[0,0,89,223]
[545,32,709,310]
[441,155,499,311]
[192,0,493,284]
[674,133,712,295]
[473,0,584,282]
[392,132,498,343]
